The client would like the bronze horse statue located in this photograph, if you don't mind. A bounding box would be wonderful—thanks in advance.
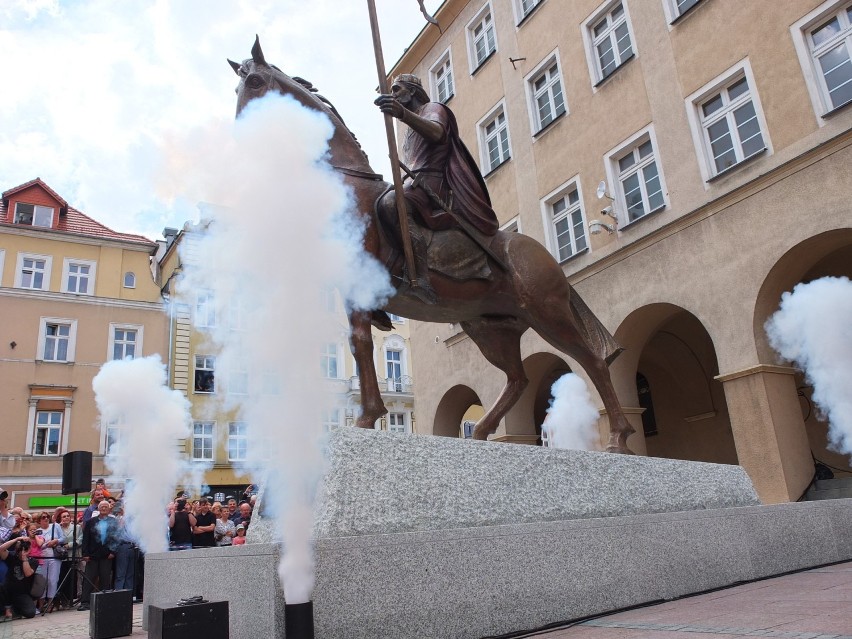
[230,38,634,453]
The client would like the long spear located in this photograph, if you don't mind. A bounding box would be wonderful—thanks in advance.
[365,0,438,292]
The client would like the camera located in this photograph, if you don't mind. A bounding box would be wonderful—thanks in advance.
[175,499,186,512]
[17,538,31,551]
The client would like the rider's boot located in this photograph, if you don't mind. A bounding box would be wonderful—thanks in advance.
[406,219,438,305]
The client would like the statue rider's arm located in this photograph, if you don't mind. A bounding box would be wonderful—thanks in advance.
[374,95,444,144]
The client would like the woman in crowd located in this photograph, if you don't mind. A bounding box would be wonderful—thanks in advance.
[24,523,44,612]
[36,511,65,612]
[56,508,81,609]
[213,504,235,547]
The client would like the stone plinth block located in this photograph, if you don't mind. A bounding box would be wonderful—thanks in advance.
[249,427,759,544]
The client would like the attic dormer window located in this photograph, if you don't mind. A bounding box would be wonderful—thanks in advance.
[15,203,54,228]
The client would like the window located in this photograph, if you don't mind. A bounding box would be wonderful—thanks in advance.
[109,324,142,360]
[501,217,521,233]
[543,182,587,262]
[387,313,404,323]
[614,137,665,223]
[195,289,216,328]
[462,420,476,439]
[686,61,768,180]
[319,287,336,314]
[123,272,136,288]
[62,259,96,295]
[228,357,249,395]
[14,203,54,228]
[105,420,125,455]
[321,343,339,379]
[388,413,407,434]
[793,1,852,116]
[0,250,4,286]
[516,0,544,22]
[228,422,248,461]
[467,4,497,71]
[192,422,215,461]
[194,355,215,393]
[663,0,704,22]
[478,103,511,173]
[430,49,455,103]
[34,411,62,455]
[527,56,566,133]
[585,2,634,84]
[38,318,77,362]
[386,349,403,391]
[16,253,52,290]
[322,409,341,433]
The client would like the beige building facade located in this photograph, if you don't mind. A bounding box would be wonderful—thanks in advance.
[390,0,852,502]
[0,179,168,510]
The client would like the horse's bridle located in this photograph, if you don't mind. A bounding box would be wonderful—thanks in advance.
[331,165,384,181]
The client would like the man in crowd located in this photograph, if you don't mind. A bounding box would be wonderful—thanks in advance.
[78,501,118,611]
[192,499,216,549]
[226,498,240,525]
[0,535,39,618]
[82,489,105,523]
[168,498,195,551]
[236,502,252,531]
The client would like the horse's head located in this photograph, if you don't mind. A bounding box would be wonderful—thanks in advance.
[229,36,323,117]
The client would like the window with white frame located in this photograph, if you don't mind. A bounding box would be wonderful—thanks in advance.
[34,411,62,455]
[228,295,249,331]
[109,324,142,360]
[228,422,248,461]
[194,355,215,393]
[319,287,336,314]
[195,289,216,327]
[0,250,5,285]
[528,57,566,132]
[228,357,249,395]
[39,318,77,362]
[468,4,497,70]
[666,0,703,22]
[62,259,96,295]
[123,272,136,288]
[544,184,587,262]
[16,253,51,290]
[192,422,215,461]
[322,409,341,433]
[803,3,852,113]
[104,419,125,456]
[14,202,54,228]
[517,0,544,22]
[387,313,404,323]
[586,2,634,83]
[430,50,455,103]
[501,217,521,233]
[386,349,403,391]
[388,412,407,434]
[479,104,511,172]
[321,343,339,379]
[690,69,766,177]
[614,137,665,222]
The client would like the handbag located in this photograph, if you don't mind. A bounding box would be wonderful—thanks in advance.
[51,524,68,559]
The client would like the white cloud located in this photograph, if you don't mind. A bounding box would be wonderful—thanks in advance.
[0,0,440,239]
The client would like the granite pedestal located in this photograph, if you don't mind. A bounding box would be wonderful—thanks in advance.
[144,429,851,638]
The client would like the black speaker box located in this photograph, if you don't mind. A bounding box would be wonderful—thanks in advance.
[148,600,229,639]
[62,450,92,495]
[89,589,133,639]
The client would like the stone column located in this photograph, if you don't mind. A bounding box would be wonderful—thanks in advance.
[598,407,647,455]
[716,365,813,504]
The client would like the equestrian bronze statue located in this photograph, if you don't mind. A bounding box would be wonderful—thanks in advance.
[230,38,634,453]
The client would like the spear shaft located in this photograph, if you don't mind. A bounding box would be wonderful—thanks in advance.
[366,0,419,287]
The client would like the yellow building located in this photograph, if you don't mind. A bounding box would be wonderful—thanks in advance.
[156,222,416,501]
[0,178,168,509]
[390,0,852,503]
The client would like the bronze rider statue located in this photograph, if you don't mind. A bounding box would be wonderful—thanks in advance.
[374,74,500,304]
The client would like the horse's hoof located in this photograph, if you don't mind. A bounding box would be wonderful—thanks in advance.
[605,444,634,455]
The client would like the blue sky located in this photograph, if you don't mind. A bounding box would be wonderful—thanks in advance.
[0,0,441,239]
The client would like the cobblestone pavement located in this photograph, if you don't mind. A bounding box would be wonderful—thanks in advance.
[1,563,850,638]
[0,603,146,639]
[527,563,852,639]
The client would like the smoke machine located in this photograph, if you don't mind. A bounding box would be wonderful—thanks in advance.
[284,601,315,639]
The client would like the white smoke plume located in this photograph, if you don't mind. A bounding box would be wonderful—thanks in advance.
[92,356,193,554]
[766,276,852,457]
[160,93,392,603]
[541,373,600,450]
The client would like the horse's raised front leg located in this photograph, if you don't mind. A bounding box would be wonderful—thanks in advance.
[348,310,387,428]
[460,318,529,440]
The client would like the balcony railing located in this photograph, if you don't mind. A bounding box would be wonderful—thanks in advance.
[349,375,413,394]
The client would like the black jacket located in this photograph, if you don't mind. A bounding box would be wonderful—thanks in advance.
[82,515,119,559]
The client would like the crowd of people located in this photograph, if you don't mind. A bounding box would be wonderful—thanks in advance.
[0,481,258,621]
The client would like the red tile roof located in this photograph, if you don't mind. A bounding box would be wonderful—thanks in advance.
[1,179,155,247]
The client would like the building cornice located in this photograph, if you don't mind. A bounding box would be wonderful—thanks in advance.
[0,222,156,253]
[715,364,799,383]
[0,286,165,311]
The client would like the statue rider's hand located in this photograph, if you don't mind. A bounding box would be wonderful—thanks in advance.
[374,94,405,119]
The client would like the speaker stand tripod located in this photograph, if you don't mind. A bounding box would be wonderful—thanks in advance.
[45,490,98,613]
